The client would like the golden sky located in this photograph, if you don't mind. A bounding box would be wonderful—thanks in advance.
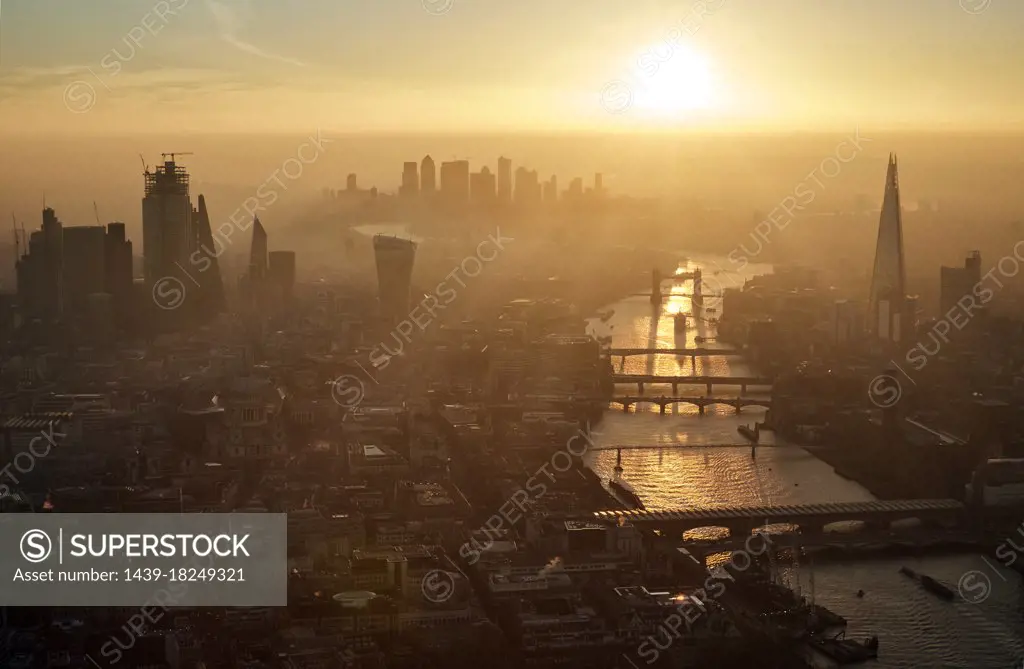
[0,0,1021,134]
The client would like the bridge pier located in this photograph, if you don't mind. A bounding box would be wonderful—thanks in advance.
[735,404,742,414]
[622,403,630,413]
[706,382,713,394]
[672,382,678,394]
[659,404,666,415]
[741,383,747,394]
[638,382,644,394]
[698,404,705,416]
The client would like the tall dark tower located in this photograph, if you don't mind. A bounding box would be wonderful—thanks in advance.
[41,207,64,323]
[193,194,226,319]
[249,216,268,278]
[104,222,133,331]
[373,234,416,320]
[868,154,908,343]
[245,216,269,309]
[142,157,194,285]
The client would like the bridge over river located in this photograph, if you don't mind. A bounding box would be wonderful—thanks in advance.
[611,395,770,414]
[588,499,966,535]
[612,374,773,394]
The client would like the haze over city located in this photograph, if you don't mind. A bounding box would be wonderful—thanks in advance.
[2,1,1024,668]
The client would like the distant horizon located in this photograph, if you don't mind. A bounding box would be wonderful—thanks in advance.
[7,127,1024,138]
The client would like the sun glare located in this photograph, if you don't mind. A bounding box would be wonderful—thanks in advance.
[630,43,716,116]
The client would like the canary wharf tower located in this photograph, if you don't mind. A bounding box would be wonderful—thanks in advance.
[868,154,909,342]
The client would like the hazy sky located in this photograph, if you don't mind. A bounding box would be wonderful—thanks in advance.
[0,0,1021,133]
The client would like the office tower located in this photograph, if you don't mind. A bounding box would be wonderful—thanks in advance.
[439,160,470,206]
[470,166,496,203]
[513,167,541,205]
[16,208,63,324]
[104,222,134,331]
[15,232,44,322]
[421,155,436,193]
[242,216,268,310]
[401,162,419,197]
[347,174,358,192]
[940,251,982,314]
[497,156,512,203]
[192,194,226,319]
[143,157,194,285]
[373,234,416,321]
[594,173,604,195]
[868,154,908,343]
[249,216,268,278]
[62,226,106,318]
[268,251,296,300]
[542,179,557,203]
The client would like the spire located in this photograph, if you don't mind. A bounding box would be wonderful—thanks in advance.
[194,194,225,317]
[868,153,907,341]
[249,216,268,277]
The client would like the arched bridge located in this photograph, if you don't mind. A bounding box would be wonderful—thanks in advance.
[590,499,966,535]
[612,374,773,394]
[612,396,771,415]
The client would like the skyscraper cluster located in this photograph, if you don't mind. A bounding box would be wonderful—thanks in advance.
[242,216,297,309]
[329,155,606,210]
[16,207,133,340]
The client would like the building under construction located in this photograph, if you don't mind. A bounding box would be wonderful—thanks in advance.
[142,155,195,286]
[141,154,224,327]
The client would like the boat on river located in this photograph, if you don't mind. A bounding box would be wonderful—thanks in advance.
[898,566,955,601]
[609,477,645,510]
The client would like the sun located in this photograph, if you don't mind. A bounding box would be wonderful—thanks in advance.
[630,43,717,116]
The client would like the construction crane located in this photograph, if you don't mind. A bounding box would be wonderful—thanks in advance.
[139,154,149,173]
[161,152,193,162]
[93,201,102,226]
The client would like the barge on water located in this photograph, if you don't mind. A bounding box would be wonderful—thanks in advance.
[898,566,956,601]
[609,477,645,510]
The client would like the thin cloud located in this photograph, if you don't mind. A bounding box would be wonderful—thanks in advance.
[205,0,305,67]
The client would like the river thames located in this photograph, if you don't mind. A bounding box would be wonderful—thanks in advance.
[584,254,1024,669]
[354,223,1024,668]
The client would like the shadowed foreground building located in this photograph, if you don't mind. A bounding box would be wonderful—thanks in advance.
[373,235,416,321]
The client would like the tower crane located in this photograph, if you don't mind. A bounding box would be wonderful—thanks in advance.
[161,152,194,162]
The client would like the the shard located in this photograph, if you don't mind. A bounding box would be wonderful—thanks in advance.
[868,153,908,342]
